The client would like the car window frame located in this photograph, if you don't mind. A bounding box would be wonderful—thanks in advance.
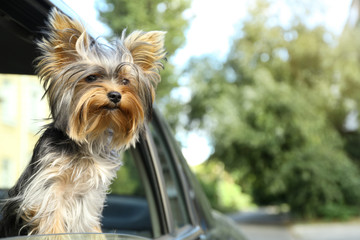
[155,112,216,232]
[144,110,206,239]
[141,125,173,235]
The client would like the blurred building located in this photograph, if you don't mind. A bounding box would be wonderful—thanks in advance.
[0,74,48,188]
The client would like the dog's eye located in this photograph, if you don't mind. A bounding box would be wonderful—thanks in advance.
[121,79,130,85]
[85,75,98,83]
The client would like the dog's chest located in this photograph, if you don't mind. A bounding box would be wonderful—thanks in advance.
[57,153,120,194]
[22,152,121,233]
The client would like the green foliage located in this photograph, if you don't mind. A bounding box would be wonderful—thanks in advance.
[185,0,360,219]
[318,204,360,221]
[193,160,254,213]
[98,0,191,103]
[280,146,360,219]
[110,151,145,196]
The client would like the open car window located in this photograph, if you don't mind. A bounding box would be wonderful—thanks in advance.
[103,149,161,238]
[148,120,191,231]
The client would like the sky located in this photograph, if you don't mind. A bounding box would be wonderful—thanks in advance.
[61,0,353,166]
[62,0,353,64]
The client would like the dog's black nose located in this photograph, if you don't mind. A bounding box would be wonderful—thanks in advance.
[107,91,122,103]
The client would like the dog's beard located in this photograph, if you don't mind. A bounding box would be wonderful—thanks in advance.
[68,84,145,149]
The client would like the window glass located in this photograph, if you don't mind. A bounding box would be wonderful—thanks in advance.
[163,118,215,231]
[103,149,160,238]
[110,150,146,197]
[149,121,190,230]
[156,113,215,231]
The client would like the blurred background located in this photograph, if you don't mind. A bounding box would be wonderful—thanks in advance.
[80,0,360,220]
[2,0,360,239]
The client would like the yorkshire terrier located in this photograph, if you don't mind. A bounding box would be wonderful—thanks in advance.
[0,8,165,237]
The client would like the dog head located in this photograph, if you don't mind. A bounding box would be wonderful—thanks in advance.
[36,9,166,149]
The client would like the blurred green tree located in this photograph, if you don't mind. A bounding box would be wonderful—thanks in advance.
[193,160,254,213]
[98,0,191,126]
[185,0,360,219]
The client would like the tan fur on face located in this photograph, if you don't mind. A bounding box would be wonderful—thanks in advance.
[69,79,145,148]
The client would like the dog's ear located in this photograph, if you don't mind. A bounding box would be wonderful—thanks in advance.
[124,31,166,86]
[36,8,91,70]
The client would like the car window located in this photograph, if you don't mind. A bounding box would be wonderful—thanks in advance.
[110,150,146,197]
[102,149,161,238]
[155,111,215,232]
[149,121,190,230]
